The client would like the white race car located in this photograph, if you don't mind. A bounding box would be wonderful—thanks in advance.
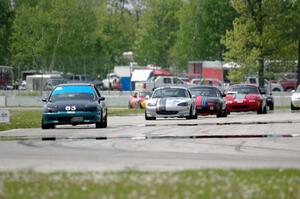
[291,86,300,111]
[145,87,197,120]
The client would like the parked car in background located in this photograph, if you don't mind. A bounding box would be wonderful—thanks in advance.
[189,86,227,118]
[140,76,187,92]
[42,83,107,129]
[0,65,13,90]
[246,76,283,92]
[26,74,64,91]
[102,73,120,90]
[226,84,268,114]
[145,87,197,120]
[44,78,67,90]
[268,80,284,92]
[67,74,93,83]
[278,73,297,92]
[178,77,190,84]
[128,91,152,109]
[291,85,300,111]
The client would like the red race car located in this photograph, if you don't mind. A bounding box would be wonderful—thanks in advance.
[226,84,267,114]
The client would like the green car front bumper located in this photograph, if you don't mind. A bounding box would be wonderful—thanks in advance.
[42,111,101,125]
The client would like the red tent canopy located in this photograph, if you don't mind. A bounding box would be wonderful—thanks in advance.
[153,69,172,76]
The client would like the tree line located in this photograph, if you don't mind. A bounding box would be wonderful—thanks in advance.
[0,0,299,85]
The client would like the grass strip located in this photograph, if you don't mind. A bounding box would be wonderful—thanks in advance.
[0,109,144,131]
[0,169,299,199]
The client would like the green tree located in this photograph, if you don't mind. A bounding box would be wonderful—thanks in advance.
[222,0,299,85]
[134,0,182,67]
[222,0,264,85]
[128,0,146,27]
[293,1,300,86]
[174,0,236,69]
[0,0,14,65]
[93,0,136,76]
[10,0,97,75]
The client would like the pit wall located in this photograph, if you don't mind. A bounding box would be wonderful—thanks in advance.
[0,91,293,108]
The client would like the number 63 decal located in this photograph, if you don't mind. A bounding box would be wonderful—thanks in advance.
[65,106,76,111]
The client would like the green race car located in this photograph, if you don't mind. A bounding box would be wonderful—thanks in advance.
[42,83,107,129]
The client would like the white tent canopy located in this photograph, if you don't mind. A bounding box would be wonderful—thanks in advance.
[131,69,153,82]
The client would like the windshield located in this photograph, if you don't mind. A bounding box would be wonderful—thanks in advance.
[152,88,188,98]
[190,87,219,97]
[229,86,259,94]
[140,92,152,97]
[49,85,96,102]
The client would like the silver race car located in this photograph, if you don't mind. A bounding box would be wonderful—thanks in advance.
[145,87,197,120]
[291,85,300,111]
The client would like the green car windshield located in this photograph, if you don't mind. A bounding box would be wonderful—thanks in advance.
[49,86,96,101]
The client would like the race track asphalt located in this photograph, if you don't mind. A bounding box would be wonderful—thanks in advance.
[0,110,300,172]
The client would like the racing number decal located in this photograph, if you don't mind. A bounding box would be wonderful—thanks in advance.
[65,106,76,111]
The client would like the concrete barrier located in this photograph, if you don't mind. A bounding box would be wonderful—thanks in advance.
[0,91,293,108]
[0,90,132,97]
[0,96,5,107]
[272,92,292,107]
[4,95,130,107]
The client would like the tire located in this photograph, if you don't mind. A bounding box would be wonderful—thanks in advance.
[216,110,222,118]
[42,123,50,129]
[145,111,156,120]
[186,106,194,120]
[291,102,297,111]
[192,112,198,119]
[257,104,263,114]
[263,104,268,114]
[41,119,55,129]
[96,111,107,128]
[269,103,274,111]
[222,109,228,117]
[192,106,198,119]
[216,108,227,118]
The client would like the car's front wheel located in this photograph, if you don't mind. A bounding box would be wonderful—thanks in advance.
[269,103,274,111]
[217,108,227,118]
[186,106,195,120]
[216,109,222,118]
[257,103,264,114]
[41,119,55,129]
[263,104,268,114]
[145,111,156,120]
[291,102,298,111]
[96,112,107,128]
[222,108,228,117]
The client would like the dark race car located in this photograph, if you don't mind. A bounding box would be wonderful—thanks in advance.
[190,86,227,118]
[42,83,107,129]
[226,84,267,114]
